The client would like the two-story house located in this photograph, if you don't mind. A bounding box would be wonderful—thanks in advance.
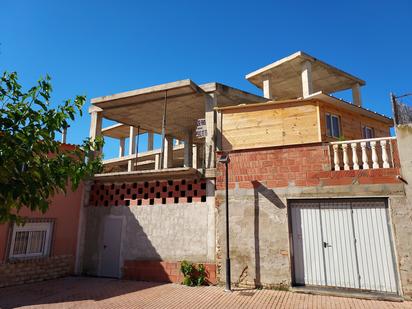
[78,52,412,300]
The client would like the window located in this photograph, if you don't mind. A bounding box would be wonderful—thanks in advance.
[9,222,53,259]
[326,113,341,138]
[363,126,375,139]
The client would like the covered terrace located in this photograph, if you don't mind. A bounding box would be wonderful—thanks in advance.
[88,79,265,180]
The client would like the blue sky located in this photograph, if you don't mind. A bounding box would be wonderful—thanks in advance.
[1,0,411,158]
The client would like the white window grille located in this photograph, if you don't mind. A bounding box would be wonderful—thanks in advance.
[9,222,53,259]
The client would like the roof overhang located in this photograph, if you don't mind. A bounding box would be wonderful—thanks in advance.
[199,82,267,107]
[102,123,149,139]
[246,51,366,100]
[91,80,206,140]
[215,92,393,125]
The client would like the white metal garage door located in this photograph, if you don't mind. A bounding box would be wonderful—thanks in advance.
[290,199,399,294]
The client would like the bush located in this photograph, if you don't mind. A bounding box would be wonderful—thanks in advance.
[180,260,207,286]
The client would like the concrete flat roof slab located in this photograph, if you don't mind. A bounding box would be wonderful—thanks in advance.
[93,167,200,182]
[246,51,366,100]
[102,123,149,139]
[91,80,206,140]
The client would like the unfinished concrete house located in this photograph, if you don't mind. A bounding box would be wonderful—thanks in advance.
[79,51,412,300]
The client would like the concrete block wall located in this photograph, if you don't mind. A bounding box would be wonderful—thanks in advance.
[82,178,215,278]
[215,143,407,293]
[0,255,74,288]
[90,179,207,207]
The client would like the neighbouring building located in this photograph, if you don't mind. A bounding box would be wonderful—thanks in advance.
[0,144,87,287]
[78,51,412,300]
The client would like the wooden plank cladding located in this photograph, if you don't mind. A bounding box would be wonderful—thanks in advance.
[220,102,320,151]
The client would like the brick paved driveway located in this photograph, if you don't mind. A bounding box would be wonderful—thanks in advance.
[0,277,411,309]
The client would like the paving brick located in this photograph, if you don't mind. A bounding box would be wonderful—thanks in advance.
[0,277,409,308]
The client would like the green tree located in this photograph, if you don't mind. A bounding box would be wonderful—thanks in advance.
[0,72,103,223]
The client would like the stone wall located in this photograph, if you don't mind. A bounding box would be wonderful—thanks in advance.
[215,144,407,293]
[394,125,412,298]
[0,255,74,288]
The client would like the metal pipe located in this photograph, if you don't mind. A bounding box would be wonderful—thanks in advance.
[159,91,167,169]
[135,126,140,171]
[225,160,231,292]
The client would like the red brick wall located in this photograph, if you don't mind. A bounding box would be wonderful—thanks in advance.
[123,260,217,285]
[89,178,207,207]
[216,143,401,190]
[0,255,73,288]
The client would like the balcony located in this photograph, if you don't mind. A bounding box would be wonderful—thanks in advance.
[330,136,398,171]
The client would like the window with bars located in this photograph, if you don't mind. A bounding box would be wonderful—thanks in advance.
[9,222,53,259]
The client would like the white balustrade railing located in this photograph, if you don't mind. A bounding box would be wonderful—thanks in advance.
[330,137,396,171]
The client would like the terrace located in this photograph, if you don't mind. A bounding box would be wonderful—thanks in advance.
[88,80,266,181]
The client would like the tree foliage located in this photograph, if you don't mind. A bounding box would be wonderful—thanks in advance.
[0,72,103,223]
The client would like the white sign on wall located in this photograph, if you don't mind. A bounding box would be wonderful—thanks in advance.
[196,118,207,138]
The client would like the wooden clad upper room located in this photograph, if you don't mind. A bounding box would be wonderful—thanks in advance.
[216,94,393,152]
[246,51,365,106]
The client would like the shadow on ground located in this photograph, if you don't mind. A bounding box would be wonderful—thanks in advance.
[0,276,164,309]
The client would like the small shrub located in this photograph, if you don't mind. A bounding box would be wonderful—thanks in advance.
[180,260,207,286]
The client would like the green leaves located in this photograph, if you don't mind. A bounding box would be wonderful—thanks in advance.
[0,71,103,223]
[180,260,207,286]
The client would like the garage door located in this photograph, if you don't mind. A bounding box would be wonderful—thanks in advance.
[290,199,399,294]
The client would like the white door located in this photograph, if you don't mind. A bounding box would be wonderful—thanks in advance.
[290,199,398,294]
[291,203,326,286]
[351,200,398,293]
[321,201,359,289]
[100,216,123,278]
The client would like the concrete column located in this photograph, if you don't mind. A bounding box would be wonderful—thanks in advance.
[301,60,313,98]
[263,79,273,99]
[192,144,198,169]
[163,135,173,169]
[352,83,362,107]
[147,132,154,151]
[61,127,67,144]
[205,94,216,169]
[216,111,222,151]
[184,130,193,167]
[88,106,103,141]
[119,138,125,158]
[128,126,136,172]
[154,154,160,170]
[88,106,103,157]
